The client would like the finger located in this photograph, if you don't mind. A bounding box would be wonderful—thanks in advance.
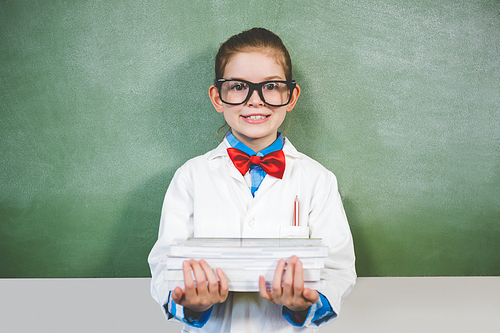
[293,259,305,295]
[190,259,208,293]
[216,268,229,301]
[199,260,218,295]
[182,260,197,300]
[281,256,297,305]
[292,260,307,307]
[284,256,297,292]
[258,275,272,301]
[272,259,287,300]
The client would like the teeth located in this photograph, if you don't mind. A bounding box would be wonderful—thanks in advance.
[246,115,266,120]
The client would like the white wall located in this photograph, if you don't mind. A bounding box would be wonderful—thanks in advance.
[1,277,499,332]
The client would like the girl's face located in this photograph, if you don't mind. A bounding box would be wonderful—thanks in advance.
[209,51,300,152]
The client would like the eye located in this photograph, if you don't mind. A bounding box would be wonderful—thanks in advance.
[229,81,248,91]
[263,82,280,90]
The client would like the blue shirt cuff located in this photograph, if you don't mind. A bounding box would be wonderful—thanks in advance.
[166,291,212,328]
[183,306,213,328]
[282,292,337,327]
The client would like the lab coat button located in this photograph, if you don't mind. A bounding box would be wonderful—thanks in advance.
[248,219,256,228]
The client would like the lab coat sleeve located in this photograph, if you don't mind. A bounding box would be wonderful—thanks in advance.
[304,172,356,328]
[148,165,195,320]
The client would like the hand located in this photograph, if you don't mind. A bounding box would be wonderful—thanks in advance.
[258,255,319,313]
[171,259,229,313]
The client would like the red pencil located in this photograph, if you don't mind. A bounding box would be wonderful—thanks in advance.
[294,195,299,227]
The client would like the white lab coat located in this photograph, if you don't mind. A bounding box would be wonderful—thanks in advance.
[148,138,356,333]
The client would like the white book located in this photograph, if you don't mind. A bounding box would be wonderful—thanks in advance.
[166,268,321,282]
[165,257,325,270]
[168,279,326,293]
[168,238,328,259]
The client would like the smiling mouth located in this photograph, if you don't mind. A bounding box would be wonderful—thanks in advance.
[243,115,269,120]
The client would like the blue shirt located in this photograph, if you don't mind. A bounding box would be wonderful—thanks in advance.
[225,131,285,196]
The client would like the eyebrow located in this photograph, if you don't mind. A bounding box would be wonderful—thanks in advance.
[264,76,286,81]
[227,76,286,82]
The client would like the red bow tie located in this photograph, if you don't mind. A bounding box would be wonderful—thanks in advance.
[227,148,285,179]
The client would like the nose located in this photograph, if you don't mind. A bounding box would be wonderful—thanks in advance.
[247,88,264,107]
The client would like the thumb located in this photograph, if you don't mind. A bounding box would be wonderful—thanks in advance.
[171,287,185,304]
[302,288,320,304]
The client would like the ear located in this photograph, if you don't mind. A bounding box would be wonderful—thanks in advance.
[286,84,301,112]
[209,85,224,114]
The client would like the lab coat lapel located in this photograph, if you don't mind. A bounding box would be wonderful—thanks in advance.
[253,173,280,199]
[210,139,249,187]
[225,157,255,202]
[227,159,245,183]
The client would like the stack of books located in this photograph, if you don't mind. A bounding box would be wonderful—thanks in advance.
[166,238,327,292]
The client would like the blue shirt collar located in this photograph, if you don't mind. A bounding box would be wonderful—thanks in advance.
[225,132,284,156]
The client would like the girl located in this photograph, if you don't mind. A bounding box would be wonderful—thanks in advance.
[148,28,356,333]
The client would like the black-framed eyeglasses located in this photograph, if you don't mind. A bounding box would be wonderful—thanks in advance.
[214,79,297,107]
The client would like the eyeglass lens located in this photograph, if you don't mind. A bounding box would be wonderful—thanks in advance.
[219,81,291,106]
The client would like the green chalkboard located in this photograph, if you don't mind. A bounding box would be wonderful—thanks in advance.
[1,0,499,278]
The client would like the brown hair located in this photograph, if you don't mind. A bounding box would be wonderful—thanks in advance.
[215,28,293,81]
